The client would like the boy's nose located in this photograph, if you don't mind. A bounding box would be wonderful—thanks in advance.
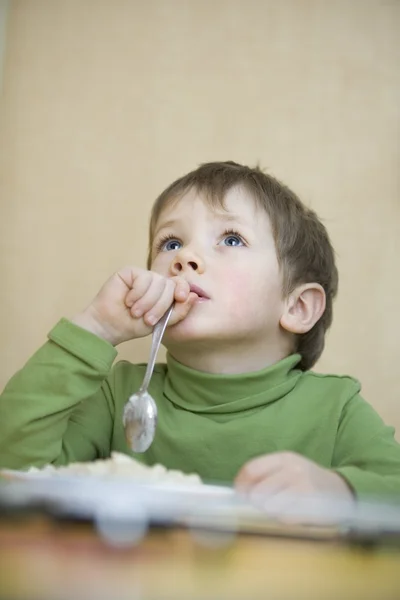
[170,248,205,275]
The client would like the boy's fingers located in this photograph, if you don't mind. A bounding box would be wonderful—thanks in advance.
[142,286,176,327]
[125,274,189,309]
[235,453,284,491]
[142,289,195,328]
[252,488,298,518]
[117,266,148,290]
[246,473,289,509]
[125,272,153,307]
[130,277,167,318]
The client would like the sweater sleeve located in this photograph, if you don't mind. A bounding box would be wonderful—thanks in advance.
[332,391,400,500]
[0,318,118,470]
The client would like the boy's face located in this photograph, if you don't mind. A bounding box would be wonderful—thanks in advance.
[150,186,287,351]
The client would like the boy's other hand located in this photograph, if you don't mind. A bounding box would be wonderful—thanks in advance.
[235,451,355,516]
[71,266,197,346]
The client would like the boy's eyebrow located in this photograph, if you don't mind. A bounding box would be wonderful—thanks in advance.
[154,213,245,237]
[153,219,179,236]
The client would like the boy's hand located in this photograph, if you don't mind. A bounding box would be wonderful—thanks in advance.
[71,266,198,346]
[235,452,354,515]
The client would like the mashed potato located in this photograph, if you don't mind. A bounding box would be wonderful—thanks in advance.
[26,452,202,486]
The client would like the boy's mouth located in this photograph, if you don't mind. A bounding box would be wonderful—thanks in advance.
[189,284,210,301]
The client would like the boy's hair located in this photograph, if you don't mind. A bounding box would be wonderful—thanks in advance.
[147,161,338,371]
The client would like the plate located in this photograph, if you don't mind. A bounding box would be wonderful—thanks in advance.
[0,469,237,521]
[1,470,400,545]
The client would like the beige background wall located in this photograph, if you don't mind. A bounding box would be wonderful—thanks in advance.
[0,0,399,434]
[0,1,9,92]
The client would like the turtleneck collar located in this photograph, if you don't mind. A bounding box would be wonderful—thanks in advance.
[164,353,302,414]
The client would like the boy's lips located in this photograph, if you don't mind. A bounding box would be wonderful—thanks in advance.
[189,284,210,300]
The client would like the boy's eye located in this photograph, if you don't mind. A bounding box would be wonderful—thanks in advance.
[156,236,182,252]
[219,230,245,247]
[165,240,182,251]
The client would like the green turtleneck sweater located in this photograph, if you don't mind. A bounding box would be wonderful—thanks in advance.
[1,319,399,499]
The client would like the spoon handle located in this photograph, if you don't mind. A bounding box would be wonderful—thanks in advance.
[139,304,174,393]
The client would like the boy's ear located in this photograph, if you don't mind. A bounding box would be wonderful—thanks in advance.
[280,283,326,334]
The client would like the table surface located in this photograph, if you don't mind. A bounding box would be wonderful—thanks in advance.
[0,517,399,600]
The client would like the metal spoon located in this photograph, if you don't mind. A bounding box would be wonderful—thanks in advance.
[123,304,174,453]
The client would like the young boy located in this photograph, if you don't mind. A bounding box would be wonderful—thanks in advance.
[0,161,399,510]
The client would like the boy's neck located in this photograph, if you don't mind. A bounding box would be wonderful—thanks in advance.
[165,340,292,375]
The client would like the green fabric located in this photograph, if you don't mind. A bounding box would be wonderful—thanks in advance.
[1,318,400,500]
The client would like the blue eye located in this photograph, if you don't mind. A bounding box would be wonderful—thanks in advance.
[156,236,182,252]
[223,235,242,247]
[220,231,245,247]
[165,240,181,251]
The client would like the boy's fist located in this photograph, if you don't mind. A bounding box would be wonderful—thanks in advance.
[71,266,198,346]
[235,451,354,518]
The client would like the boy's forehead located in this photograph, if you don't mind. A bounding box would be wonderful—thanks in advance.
[154,186,264,231]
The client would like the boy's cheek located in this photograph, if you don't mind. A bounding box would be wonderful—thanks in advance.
[222,270,265,301]
[150,256,169,276]
[222,272,282,319]
[222,274,259,314]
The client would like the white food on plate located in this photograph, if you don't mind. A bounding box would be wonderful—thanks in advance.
[26,452,202,486]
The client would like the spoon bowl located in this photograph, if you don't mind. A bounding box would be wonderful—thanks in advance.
[123,305,173,452]
[123,391,158,453]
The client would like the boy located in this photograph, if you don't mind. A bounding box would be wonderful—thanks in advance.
[0,161,399,510]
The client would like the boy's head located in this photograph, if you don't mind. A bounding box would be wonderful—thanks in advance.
[147,161,338,371]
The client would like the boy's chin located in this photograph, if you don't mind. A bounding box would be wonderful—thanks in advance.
[163,328,203,346]
[163,319,212,346]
